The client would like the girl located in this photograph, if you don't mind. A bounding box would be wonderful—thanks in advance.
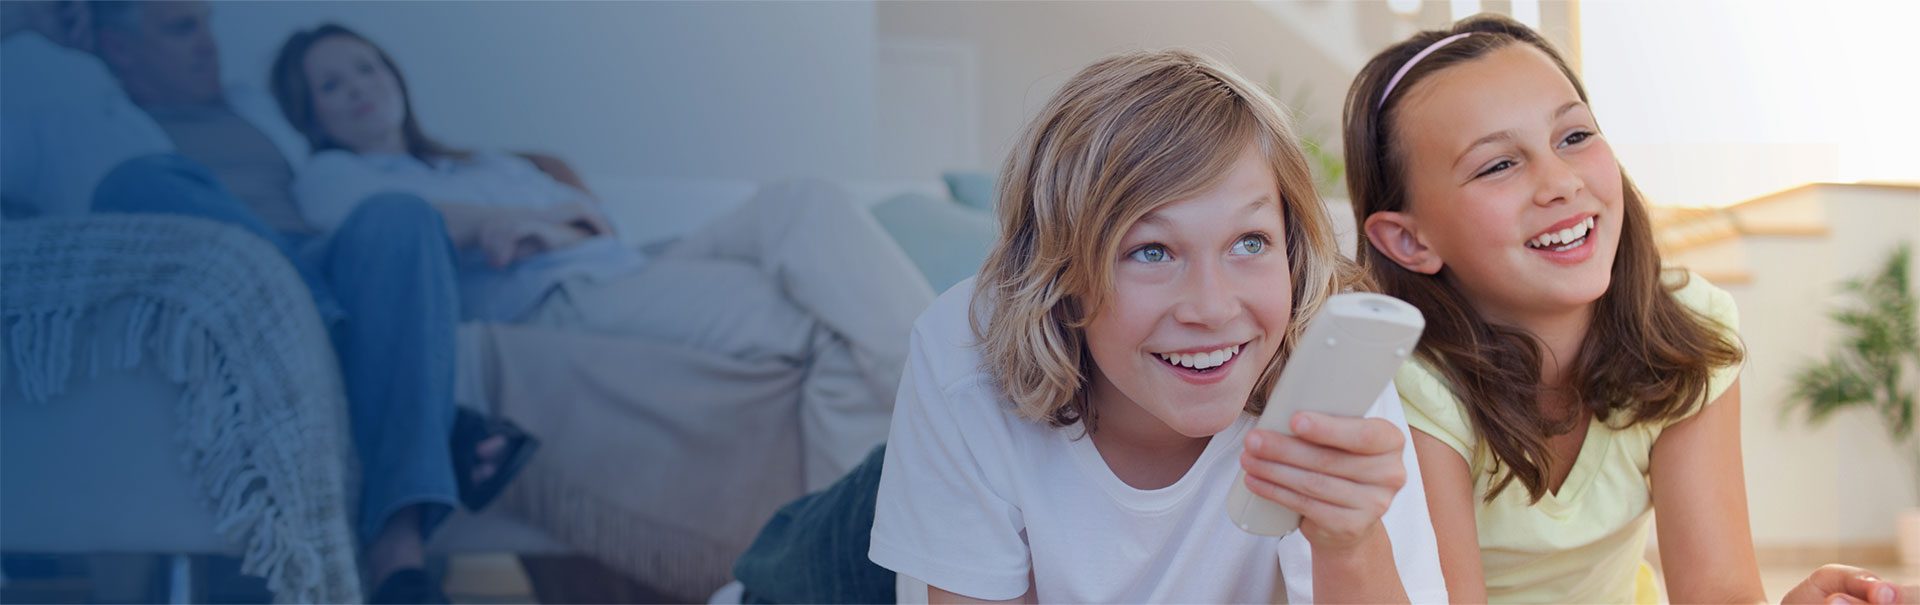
[868,49,1448,603]
[1344,14,1910,604]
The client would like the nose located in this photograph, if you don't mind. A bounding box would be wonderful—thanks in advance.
[1532,153,1584,207]
[1172,256,1239,329]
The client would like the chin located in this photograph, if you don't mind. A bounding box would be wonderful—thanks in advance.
[1160,398,1247,438]
[1567,274,1612,305]
[1575,257,1618,301]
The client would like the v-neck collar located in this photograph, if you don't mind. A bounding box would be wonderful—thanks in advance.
[1532,414,1611,515]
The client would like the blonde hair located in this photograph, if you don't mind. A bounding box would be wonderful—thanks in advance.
[972,48,1364,433]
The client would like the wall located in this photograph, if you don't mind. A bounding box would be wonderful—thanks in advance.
[211,1,879,181]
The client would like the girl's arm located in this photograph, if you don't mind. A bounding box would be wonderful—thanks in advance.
[292,151,606,263]
[430,201,607,267]
[1412,429,1489,603]
[1649,379,1767,603]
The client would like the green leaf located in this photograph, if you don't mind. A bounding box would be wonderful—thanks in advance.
[1786,242,1920,448]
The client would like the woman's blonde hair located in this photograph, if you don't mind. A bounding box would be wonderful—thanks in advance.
[972,48,1364,433]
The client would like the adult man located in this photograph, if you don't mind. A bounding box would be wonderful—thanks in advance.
[1,3,532,601]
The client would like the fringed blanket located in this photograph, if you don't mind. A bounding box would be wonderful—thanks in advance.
[3,216,361,603]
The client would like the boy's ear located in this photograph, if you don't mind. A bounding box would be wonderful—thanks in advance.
[1363,211,1443,275]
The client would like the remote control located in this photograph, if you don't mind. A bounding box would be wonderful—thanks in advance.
[1225,292,1425,536]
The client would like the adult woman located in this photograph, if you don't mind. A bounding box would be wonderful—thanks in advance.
[271,23,935,598]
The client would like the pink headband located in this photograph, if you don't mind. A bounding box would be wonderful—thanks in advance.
[1377,32,1474,110]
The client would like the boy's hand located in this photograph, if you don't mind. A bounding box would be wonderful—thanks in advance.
[1782,564,1914,605]
[1239,411,1407,551]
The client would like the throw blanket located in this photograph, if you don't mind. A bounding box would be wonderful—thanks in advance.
[2,216,361,603]
[457,321,810,602]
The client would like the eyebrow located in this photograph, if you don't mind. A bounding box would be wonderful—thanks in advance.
[1450,100,1589,169]
[1136,195,1273,227]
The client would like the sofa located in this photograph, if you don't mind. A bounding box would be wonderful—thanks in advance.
[0,175,986,603]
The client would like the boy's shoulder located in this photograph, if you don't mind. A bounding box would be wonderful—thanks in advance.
[914,276,986,355]
[909,277,1027,420]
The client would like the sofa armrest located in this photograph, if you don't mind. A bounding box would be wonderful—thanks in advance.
[1,214,363,603]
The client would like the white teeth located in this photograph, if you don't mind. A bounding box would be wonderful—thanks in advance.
[1157,344,1241,370]
[1528,216,1596,249]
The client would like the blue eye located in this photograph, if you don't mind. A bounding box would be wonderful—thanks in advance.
[1230,234,1269,256]
[1560,130,1594,148]
[1129,245,1172,263]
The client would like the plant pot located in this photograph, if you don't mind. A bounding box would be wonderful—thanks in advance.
[1901,507,1920,569]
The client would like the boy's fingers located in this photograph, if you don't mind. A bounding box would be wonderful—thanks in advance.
[1291,412,1404,455]
[1240,455,1368,506]
[1244,429,1403,486]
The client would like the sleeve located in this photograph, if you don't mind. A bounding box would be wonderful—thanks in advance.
[1664,272,1745,425]
[503,153,594,206]
[1676,272,1744,405]
[1395,361,1476,463]
[290,151,399,231]
[1371,382,1452,604]
[868,324,1032,601]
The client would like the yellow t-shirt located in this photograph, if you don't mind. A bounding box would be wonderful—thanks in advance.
[1396,272,1743,604]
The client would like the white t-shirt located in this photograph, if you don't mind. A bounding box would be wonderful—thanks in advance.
[291,149,644,321]
[869,278,1449,603]
[291,149,594,232]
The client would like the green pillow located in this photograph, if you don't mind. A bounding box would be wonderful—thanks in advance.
[871,192,996,293]
[941,171,997,213]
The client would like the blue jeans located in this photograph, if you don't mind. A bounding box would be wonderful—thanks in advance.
[93,154,461,544]
[734,444,893,604]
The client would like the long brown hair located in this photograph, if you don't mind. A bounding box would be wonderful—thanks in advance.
[270,23,464,162]
[1342,14,1743,502]
[974,49,1362,433]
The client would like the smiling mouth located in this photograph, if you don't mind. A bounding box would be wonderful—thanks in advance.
[1153,342,1246,375]
[1525,215,1596,252]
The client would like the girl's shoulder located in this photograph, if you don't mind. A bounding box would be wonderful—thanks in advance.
[1663,268,1740,330]
[298,149,427,179]
[461,150,539,171]
[300,148,370,171]
[1655,269,1745,426]
[1394,359,1477,462]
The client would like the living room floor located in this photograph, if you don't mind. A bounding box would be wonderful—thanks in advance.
[438,554,1920,604]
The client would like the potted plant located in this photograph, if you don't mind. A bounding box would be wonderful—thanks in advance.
[1787,242,1919,567]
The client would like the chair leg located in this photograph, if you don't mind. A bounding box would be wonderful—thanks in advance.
[166,554,196,605]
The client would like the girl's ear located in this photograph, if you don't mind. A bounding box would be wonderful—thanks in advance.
[1363,211,1444,275]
